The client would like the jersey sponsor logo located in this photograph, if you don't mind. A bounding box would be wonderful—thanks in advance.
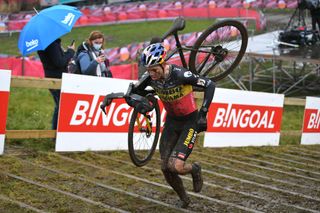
[183,128,196,147]
[58,93,166,132]
[303,109,320,132]
[207,103,283,132]
[162,92,197,116]
[154,85,193,102]
[183,71,193,78]
[0,91,9,134]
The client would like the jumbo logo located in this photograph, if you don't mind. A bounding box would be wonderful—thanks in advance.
[303,109,320,132]
[207,103,283,132]
[58,93,166,132]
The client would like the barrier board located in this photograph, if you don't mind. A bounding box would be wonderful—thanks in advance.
[204,88,284,147]
[301,97,320,145]
[56,74,165,152]
[0,69,11,155]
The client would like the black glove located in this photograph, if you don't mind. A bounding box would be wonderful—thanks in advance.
[196,107,208,133]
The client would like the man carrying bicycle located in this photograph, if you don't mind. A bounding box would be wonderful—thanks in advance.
[132,43,215,208]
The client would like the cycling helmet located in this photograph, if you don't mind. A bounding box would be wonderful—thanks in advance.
[141,43,166,67]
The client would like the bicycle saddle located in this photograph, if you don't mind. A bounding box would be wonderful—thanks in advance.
[162,17,186,39]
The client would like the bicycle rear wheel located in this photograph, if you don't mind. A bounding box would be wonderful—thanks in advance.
[128,97,160,167]
[189,20,248,81]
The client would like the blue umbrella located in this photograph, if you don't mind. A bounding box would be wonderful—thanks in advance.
[18,5,82,56]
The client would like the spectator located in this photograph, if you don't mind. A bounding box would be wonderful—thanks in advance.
[310,7,320,32]
[77,30,112,77]
[37,38,75,130]
[301,0,320,31]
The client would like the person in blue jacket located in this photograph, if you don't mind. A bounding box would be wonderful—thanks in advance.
[77,31,112,77]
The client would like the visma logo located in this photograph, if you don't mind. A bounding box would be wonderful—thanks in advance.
[25,39,39,52]
[61,13,75,26]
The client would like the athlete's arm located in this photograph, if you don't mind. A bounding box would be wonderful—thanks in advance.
[179,69,215,111]
[132,71,153,96]
[178,68,215,132]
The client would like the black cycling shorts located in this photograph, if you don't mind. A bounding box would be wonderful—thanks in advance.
[159,111,198,161]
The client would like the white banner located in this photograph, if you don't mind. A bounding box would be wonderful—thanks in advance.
[301,97,320,145]
[204,88,284,147]
[56,73,165,152]
[0,69,11,155]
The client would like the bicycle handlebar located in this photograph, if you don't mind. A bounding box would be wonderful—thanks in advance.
[100,92,125,114]
[100,83,156,115]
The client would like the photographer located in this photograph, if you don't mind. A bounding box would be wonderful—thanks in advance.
[77,31,112,77]
[300,0,320,31]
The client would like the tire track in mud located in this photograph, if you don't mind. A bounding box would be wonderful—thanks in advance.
[12,157,191,213]
[2,144,320,212]
[195,150,320,186]
[193,150,320,186]
[0,194,47,213]
[281,151,320,164]
[0,172,128,213]
[185,154,320,212]
[262,154,320,171]
[96,153,319,213]
[227,153,320,177]
[193,150,320,196]
[191,148,320,211]
[200,158,314,190]
[56,153,263,213]
[3,155,187,213]
[231,153,320,173]
[290,147,320,156]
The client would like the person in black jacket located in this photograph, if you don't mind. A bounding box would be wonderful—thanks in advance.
[310,7,320,32]
[38,38,75,130]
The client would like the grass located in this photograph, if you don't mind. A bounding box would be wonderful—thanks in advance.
[2,18,219,56]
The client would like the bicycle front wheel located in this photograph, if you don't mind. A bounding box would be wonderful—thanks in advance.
[128,97,160,167]
[189,20,248,81]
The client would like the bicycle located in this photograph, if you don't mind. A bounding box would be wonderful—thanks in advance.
[162,17,248,81]
[101,17,248,167]
[100,83,160,167]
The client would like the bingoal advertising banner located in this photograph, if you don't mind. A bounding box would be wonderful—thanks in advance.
[301,97,320,145]
[0,70,11,155]
[56,74,165,152]
[204,88,284,147]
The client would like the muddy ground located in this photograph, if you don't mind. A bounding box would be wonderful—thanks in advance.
[0,143,320,213]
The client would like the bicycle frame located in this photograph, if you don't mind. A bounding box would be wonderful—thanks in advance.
[161,17,221,73]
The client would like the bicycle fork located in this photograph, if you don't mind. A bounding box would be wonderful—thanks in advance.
[136,114,152,137]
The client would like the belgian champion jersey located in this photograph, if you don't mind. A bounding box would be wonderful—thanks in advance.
[135,64,214,118]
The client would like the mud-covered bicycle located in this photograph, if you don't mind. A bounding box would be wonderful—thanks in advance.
[100,17,248,167]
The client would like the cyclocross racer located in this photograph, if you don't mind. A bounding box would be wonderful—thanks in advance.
[132,43,215,208]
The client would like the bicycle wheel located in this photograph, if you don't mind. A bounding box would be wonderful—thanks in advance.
[128,97,160,167]
[189,20,248,81]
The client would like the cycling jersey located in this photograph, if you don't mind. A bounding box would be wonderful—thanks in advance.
[134,64,215,118]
